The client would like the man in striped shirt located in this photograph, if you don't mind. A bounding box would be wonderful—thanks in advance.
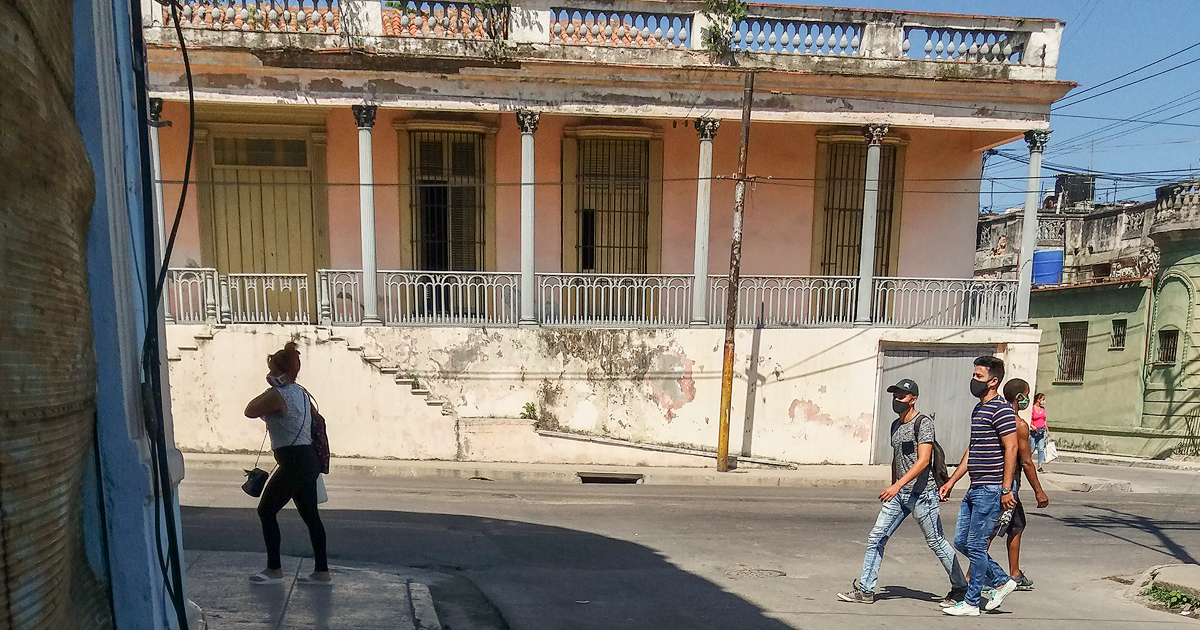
[938,356,1020,616]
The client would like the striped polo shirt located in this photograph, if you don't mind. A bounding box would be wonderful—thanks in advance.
[967,396,1018,486]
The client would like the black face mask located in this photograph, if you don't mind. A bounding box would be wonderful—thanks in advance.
[892,399,911,415]
[970,378,990,398]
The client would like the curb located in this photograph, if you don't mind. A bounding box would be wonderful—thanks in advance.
[1040,473,1132,493]
[183,453,891,488]
[1056,451,1200,472]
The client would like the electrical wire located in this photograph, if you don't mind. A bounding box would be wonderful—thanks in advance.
[1053,56,1200,110]
[1054,39,1200,106]
[133,1,193,629]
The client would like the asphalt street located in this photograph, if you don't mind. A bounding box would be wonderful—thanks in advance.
[180,467,1200,630]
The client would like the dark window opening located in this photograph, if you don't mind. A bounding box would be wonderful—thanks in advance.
[213,137,307,167]
[576,138,650,274]
[1111,319,1127,350]
[1058,322,1088,382]
[1158,329,1180,364]
[820,142,898,276]
[410,132,485,271]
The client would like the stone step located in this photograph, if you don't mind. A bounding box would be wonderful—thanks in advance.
[411,389,431,397]
[379,366,400,375]
[362,355,383,364]
[178,345,199,351]
[395,377,416,386]
[346,345,364,352]
[193,333,214,340]
[424,399,444,407]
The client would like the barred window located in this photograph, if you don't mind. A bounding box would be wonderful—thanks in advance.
[820,143,898,276]
[1110,319,1127,350]
[410,131,485,271]
[1058,322,1088,382]
[1158,329,1180,364]
[576,138,650,273]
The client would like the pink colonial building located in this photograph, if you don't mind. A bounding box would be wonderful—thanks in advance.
[144,0,1071,467]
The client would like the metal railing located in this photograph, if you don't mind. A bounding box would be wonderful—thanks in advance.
[709,276,857,327]
[170,269,1022,329]
[538,273,691,327]
[222,273,312,323]
[383,271,519,326]
[165,268,218,323]
[317,269,365,325]
[873,277,1018,328]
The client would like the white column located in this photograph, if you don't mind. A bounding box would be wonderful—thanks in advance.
[1016,129,1051,324]
[692,117,720,325]
[148,97,171,322]
[353,104,381,325]
[517,109,540,325]
[855,124,888,324]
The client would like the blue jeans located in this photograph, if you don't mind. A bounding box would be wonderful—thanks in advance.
[953,485,1012,606]
[1030,429,1047,465]
[858,490,967,593]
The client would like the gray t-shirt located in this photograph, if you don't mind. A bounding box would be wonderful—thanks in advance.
[891,413,936,495]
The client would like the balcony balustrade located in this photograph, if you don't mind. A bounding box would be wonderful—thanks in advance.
[169,269,1020,329]
[147,1,1059,70]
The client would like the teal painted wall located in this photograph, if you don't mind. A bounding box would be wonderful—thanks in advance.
[1030,282,1153,455]
[1144,241,1200,457]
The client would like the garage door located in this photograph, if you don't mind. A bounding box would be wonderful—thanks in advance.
[873,345,994,465]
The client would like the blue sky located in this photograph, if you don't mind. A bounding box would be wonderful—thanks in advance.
[778,0,1200,211]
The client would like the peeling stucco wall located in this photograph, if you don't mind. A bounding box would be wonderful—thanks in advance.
[167,324,1040,465]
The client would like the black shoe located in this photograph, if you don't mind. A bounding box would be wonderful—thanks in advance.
[836,580,874,604]
[1015,572,1034,590]
[939,588,967,607]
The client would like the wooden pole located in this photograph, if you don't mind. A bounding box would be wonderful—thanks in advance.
[717,72,754,473]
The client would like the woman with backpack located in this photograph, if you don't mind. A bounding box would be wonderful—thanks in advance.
[243,341,330,584]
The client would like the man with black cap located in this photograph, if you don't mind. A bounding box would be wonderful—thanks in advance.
[838,378,967,605]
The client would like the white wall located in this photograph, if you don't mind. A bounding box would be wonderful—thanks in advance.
[167,324,1041,465]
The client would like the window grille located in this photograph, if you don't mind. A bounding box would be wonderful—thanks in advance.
[1057,322,1088,382]
[576,138,651,273]
[1111,319,1127,350]
[1158,329,1180,364]
[820,143,898,276]
[410,131,485,271]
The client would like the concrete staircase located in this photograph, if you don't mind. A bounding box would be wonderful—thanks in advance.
[331,335,455,417]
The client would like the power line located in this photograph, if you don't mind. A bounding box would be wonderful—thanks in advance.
[1054,56,1200,110]
[1054,39,1200,106]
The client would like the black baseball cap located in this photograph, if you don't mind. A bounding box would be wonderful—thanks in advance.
[887,379,920,397]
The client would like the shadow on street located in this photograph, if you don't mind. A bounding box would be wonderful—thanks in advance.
[182,506,797,630]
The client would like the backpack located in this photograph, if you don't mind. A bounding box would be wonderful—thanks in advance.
[300,386,331,475]
[892,413,950,487]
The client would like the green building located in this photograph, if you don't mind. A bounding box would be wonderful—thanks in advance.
[1027,180,1200,458]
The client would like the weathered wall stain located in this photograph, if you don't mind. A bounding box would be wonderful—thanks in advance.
[646,348,696,422]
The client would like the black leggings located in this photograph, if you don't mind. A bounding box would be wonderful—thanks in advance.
[257,444,327,572]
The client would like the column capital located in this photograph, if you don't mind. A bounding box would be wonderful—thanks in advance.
[1024,129,1052,153]
[695,117,721,141]
[863,124,889,146]
[516,109,540,134]
[149,97,164,123]
[352,104,377,129]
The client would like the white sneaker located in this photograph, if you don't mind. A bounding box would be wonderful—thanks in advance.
[943,602,980,616]
[985,579,1018,611]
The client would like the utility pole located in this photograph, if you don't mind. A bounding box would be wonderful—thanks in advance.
[717,72,754,472]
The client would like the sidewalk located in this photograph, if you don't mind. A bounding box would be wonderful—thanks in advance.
[184,452,1143,492]
[185,550,445,630]
[1057,450,1200,471]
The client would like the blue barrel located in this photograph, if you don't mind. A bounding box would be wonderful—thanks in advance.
[1032,250,1064,285]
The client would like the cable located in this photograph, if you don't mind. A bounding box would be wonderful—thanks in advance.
[133,1,192,629]
[1053,56,1200,110]
[1054,39,1200,106]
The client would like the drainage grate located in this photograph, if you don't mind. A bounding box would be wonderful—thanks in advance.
[727,569,787,578]
[576,472,645,484]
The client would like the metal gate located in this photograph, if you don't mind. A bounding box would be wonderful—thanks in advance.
[873,345,993,465]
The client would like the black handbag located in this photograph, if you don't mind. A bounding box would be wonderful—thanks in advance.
[242,467,270,497]
[242,429,273,498]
